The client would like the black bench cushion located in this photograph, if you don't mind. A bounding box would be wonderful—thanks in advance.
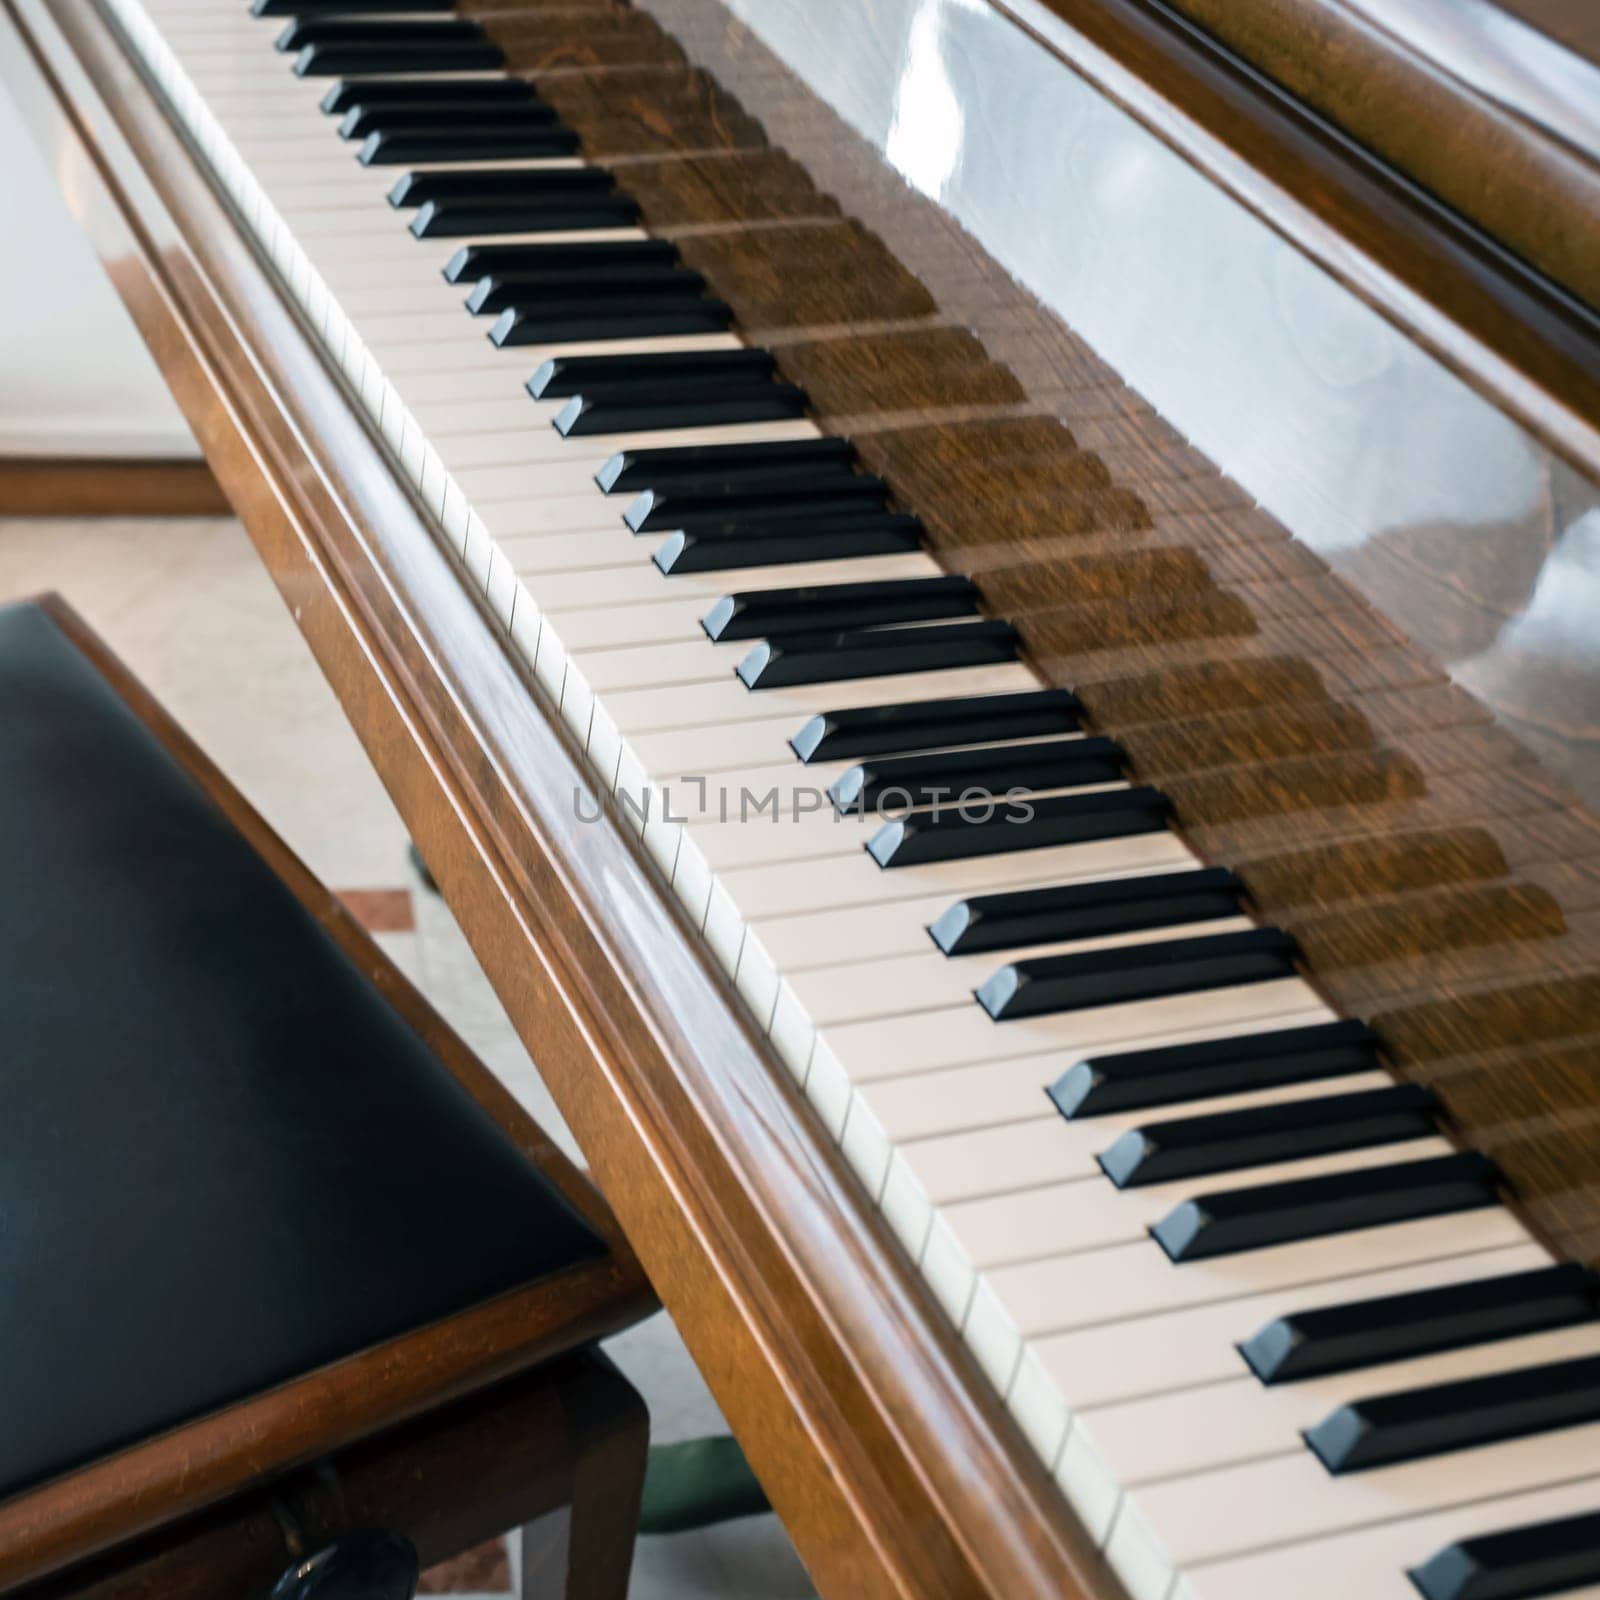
[0,602,602,1504]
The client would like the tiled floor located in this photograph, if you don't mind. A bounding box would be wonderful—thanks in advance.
[0,513,817,1600]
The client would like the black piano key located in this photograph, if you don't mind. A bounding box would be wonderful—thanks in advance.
[653,518,924,574]
[442,238,678,283]
[388,166,616,208]
[261,0,454,15]
[978,927,1299,1022]
[1150,1151,1501,1264]
[737,619,1017,690]
[831,734,1125,814]
[296,41,505,75]
[1100,1084,1439,1189]
[338,102,558,140]
[929,866,1245,956]
[360,127,580,164]
[321,77,537,115]
[276,17,483,50]
[410,196,640,237]
[703,576,978,643]
[1307,1353,1600,1475]
[626,479,890,534]
[468,265,706,315]
[488,299,733,347]
[1242,1264,1600,1387]
[530,348,774,398]
[791,688,1083,763]
[1050,1019,1382,1120]
[554,382,808,437]
[595,437,857,495]
[1410,1508,1600,1600]
[867,786,1172,869]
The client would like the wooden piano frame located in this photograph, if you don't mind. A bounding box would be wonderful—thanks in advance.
[0,3,1120,1596]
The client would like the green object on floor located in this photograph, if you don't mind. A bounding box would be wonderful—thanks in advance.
[638,1435,771,1535]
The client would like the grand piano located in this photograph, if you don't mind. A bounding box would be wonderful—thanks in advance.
[4,0,1598,1595]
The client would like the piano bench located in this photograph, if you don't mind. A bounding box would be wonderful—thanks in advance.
[0,596,657,1599]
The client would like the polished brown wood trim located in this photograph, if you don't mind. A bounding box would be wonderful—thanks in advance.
[0,4,1120,1597]
[22,1354,646,1600]
[995,0,1600,479]
[0,593,654,1595]
[0,455,230,516]
[1155,0,1600,313]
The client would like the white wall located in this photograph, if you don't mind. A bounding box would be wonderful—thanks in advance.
[0,84,196,457]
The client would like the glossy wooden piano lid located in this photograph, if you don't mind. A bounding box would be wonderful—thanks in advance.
[1151,0,1600,312]
[1006,0,1600,476]
[0,2,1125,1595]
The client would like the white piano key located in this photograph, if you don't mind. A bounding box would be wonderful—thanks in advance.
[682,782,1131,872]
[1177,1473,1600,1600]
[528,553,946,610]
[823,977,1332,1081]
[752,859,1216,970]
[360,324,727,381]
[1033,1240,1549,1414]
[310,241,649,300]
[985,1209,1534,1344]
[394,371,550,417]
[499,527,662,575]
[453,420,823,493]
[577,635,747,692]
[604,662,1039,735]
[1109,1417,1600,1600]
[926,1134,1451,1253]
[244,157,586,201]
[303,226,652,272]
[354,308,561,348]
[658,736,1097,816]
[553,595,715,650]
[789,915,1255,1026]
[865,1062,1392,1178]
[625,709,873,777]
[1068,1317,1600,1530]
[721,831,1199,921]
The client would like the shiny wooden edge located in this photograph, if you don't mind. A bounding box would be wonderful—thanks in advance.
[0,591,655,1594]
[0,4,1126,1597]
[999,0,1600,482]
[0,455,232,515]
[25,1353,646,1600]
[1156,0,1600,313]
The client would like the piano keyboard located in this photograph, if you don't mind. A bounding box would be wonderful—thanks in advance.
[106,3,1600,1596]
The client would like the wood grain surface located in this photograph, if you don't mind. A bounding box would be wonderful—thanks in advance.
[1150,0,1600,311]
[17,1355,646,1600]
[0,456,230,516]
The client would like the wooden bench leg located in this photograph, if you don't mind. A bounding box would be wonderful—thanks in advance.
[519,1354,649,1600]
